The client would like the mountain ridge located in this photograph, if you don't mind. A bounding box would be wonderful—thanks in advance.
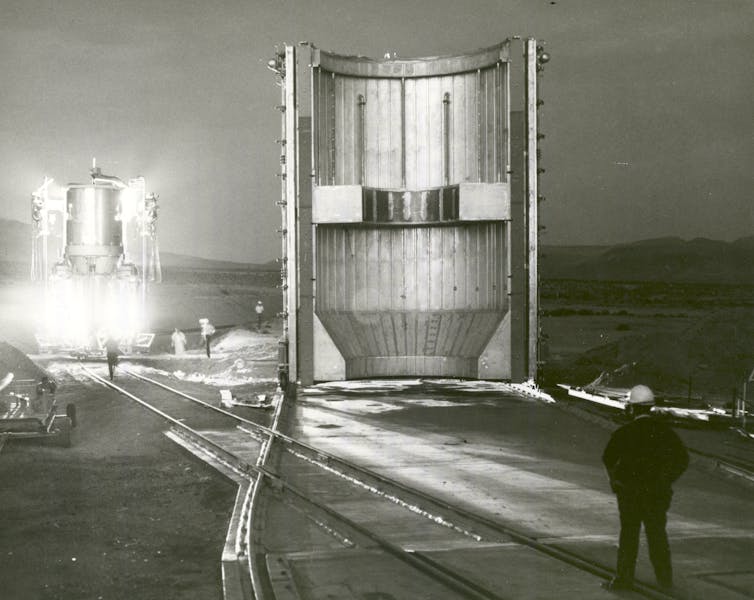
[542,236,754,283]
[2,218,752,283]
[0,218,276,271]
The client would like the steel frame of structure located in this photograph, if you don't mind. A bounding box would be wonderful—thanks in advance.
[273,38,547,387]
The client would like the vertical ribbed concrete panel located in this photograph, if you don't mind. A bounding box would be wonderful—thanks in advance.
[314,64,508,188]
[310,43,516,379]
[316,223,506,378]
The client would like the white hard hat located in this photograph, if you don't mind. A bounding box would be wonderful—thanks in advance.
[199,318,208,324]
[627,384,655,405]
[257,300,263,304]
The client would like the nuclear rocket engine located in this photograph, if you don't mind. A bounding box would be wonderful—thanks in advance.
[31,163,161,353]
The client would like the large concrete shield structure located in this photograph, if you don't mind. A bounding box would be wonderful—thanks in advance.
[271,39,547,385]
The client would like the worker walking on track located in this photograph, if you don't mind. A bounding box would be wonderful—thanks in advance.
[105,336,120,381]
[601,384,689,592]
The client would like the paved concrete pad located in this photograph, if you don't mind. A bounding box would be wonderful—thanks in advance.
[261,385,754,599]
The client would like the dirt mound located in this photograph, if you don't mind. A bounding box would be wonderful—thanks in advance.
[551,308,754,405]
[88,327,282,393]
[212,326,276,355]
[0,341,47,381]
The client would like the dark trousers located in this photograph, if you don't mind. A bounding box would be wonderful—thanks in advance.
[615,489,673,587]
[107,353,118,380]
[204,335,211,357]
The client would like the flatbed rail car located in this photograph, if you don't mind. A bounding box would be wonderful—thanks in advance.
[0,377,76,450]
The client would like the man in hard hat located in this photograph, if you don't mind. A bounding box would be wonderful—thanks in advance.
[601,384,689,592]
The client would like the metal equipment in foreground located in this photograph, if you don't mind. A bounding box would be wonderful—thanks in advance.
[30,161,161,354]
[271,39,549,385]
[0,375,76,451]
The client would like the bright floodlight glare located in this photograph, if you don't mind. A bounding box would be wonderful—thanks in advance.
[39,272,145,348]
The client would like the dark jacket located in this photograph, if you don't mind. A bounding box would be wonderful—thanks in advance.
[602,415,689,495]
[105,338,120,357]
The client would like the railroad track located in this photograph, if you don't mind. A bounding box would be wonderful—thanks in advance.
[270,399,684,600]
[79,365,267,480]
[690,447,754,486]
[75,366,679,600]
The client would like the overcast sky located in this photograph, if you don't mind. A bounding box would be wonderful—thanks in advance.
[1,0,751,263]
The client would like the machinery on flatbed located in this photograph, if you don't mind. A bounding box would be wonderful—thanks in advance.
[0,374,76,451]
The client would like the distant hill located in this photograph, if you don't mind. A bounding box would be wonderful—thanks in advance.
[540,245,610,275]
[158,252,277,271]
[542,237,754,284]
[3,219,752,283]
[0,218,276,271]
[732,235,754,252]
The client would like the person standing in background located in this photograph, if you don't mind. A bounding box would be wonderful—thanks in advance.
[199,318,215,358]
[255,300,265,331]
[171,327,187,355]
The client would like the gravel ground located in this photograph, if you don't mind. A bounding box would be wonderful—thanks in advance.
[0,346,240,600]
[0,268,278,599]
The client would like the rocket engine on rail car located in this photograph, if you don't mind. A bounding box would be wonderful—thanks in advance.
[30,163,161,353]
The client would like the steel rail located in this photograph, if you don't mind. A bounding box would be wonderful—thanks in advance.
[87,367,509,599]
[688,446,754,473]
[79,365,255,482]
[95,369,675,599]
[254,434,673,599]
[254,463,508,600]
[688,448,754,486]
[269,402,677,599]
[80,366,262,599]
[272,441,676,599]
[121,368,264,427]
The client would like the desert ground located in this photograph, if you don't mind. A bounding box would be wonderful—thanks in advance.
[1,264,752,598]
[541,279,754,408]
[0,266,280,600]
